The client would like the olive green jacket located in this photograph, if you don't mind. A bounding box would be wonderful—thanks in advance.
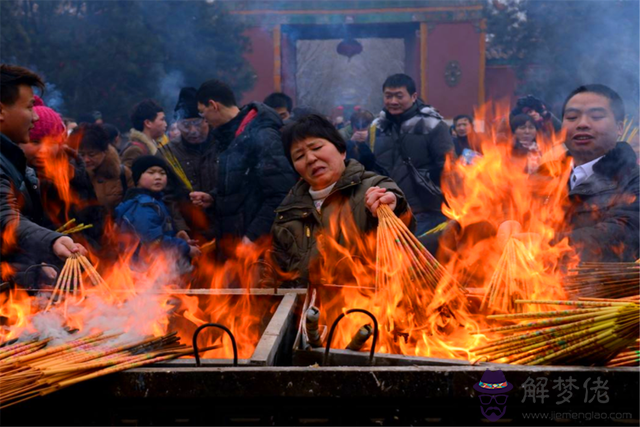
[271,159,415,287]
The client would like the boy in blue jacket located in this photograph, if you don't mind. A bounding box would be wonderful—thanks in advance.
[115,156,200,263]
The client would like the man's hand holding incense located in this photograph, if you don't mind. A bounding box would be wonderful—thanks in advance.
[189,191,213,208]
[53,236,88,259]
[365,186,397,217]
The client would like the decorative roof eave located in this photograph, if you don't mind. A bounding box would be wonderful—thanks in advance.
[227,5,484,26]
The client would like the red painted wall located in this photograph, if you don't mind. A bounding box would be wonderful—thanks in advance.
[239,27,275,106]
[405,30,421,100]
[485,66,519,107]
[242,23,519,117]
[426,23,480,119]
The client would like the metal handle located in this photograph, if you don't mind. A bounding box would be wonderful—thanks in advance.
[323,308,379,366]
[23,263,61,288]
[192,323,238,367]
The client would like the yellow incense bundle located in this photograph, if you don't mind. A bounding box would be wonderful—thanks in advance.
[473,299,639,365]
[45,254,114,316]
[375,205,465,332]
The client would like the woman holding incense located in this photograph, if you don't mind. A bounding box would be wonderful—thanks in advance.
[271,114,415,287]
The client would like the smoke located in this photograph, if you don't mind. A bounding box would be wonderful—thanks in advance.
[17,62,67,115]
[505,0,639,116]
[22,281,175,347]
[296,38,404,116]
[9,253,187,347]
[29,307,70,344]
[42,82,66,114]
[157,69,186,122]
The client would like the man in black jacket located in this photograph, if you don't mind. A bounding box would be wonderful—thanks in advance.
[0,64,86,285]
[163,87,217,242]
[553,84,639,262]
[372,74,455,235]
[195,79,296,243]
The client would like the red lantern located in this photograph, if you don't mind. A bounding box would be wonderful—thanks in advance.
[337,37,363,60]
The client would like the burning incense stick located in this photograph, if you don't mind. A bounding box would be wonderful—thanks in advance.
[375,205,465,332]
[200,238,217,253]
[55,219,76,233]
[45,254,114,315]
[481,236,544,314]
[55,219,93,235]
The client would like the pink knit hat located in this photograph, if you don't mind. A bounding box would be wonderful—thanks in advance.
[29,96,66,142]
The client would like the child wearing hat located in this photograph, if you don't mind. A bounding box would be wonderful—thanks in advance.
[115,156,200,263]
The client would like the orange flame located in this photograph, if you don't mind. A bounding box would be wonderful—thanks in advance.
[39,134,76,221]
[0,289,36,343]
[0,100,584,363]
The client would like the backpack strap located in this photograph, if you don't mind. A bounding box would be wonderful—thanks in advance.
[235,109,258,137]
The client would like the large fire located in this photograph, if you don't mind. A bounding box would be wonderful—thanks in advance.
[297,100,577,360]
[0,100,581,363]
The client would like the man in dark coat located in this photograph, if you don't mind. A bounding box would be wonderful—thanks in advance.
[551,84,639,262]
[424,85,639,267]
[196,79,297,243]
[0,64,86,286]
[372,74,455,235]
[163,87,218,241]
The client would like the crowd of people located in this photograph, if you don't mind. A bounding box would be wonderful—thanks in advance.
[1,63,638,289]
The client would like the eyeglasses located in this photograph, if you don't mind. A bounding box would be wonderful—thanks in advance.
[177,119,205,132]
[479,395,508,405]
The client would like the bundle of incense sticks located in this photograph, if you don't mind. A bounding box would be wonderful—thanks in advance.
[45,254,114,315]
[157,144,193,192]
[423,221,448,235]
[200,238,217,254]
[481,237,536,313]
[55,219,93,235]
[375,205,462,327]
[0,332,191,409]
[472,299,639,366]
[564,261,639,299]
[622,117,638,143]
[606,338,639,367]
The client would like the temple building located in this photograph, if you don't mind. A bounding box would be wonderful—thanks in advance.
[227,1,519,119]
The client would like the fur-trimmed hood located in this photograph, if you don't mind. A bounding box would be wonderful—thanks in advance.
[128,129,158,156]
[373,101,444,133]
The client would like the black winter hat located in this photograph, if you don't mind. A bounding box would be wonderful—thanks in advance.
[174,87,200,120]
[132,155,170,185]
